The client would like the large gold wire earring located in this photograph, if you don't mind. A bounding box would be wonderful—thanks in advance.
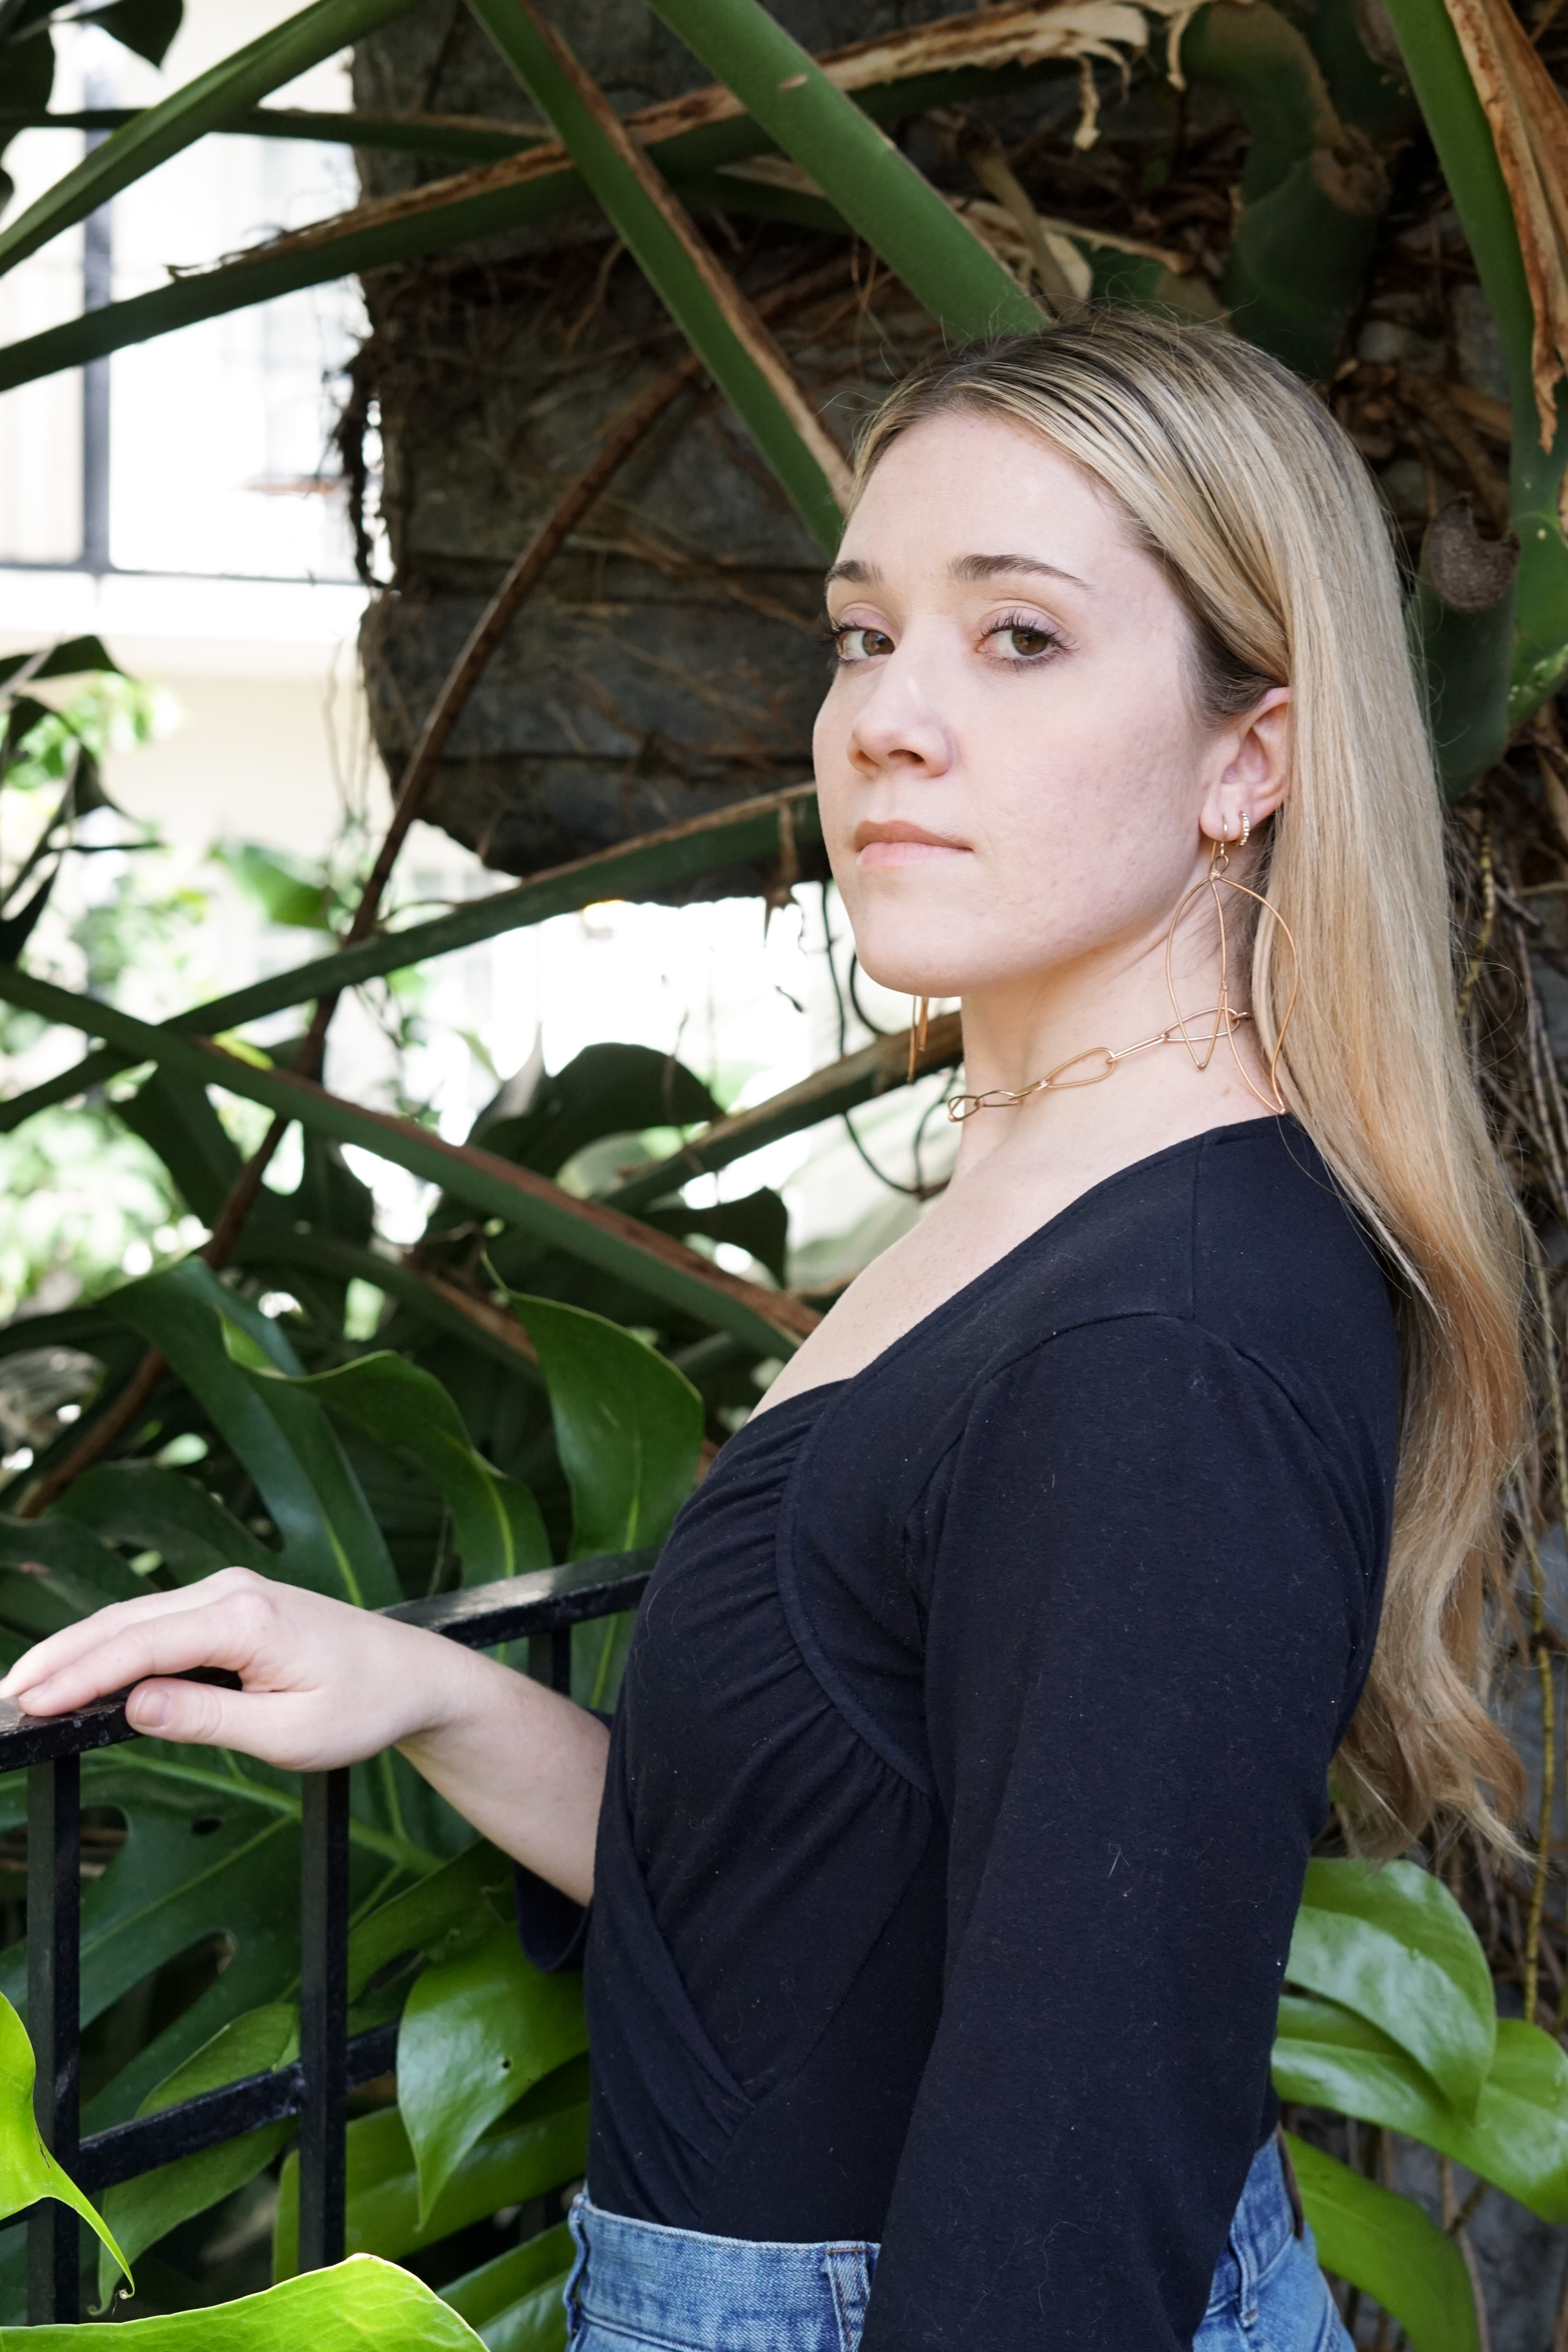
[1163,821,1298,1114]
[907,996,931,1084]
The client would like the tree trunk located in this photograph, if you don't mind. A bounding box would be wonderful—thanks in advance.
[348,1,967,895]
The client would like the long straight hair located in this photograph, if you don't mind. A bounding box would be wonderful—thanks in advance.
[854,311,1526,1857]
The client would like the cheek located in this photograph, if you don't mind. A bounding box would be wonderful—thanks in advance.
[811,686,859,844]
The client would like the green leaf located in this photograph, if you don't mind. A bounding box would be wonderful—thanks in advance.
[0,25,53,215]
[56,1460,272,1581]
[0,1989,130,2289]
[507,1295,702,1557]
[215,840,335,932]
[84,0,182,70]
[1380,0,1568,714]
[607,1015,958,1214]
[1287,1857,1494,2114]
[7,2255,487,2348]
[466,0,846,551]
[0,1515,143,1643]
[644,0,1039,345]
[110,1261,400,1607]
[643,1187,788,1287]
[273,2060,589,2277]
[1273,1995,1568,2220]
[98,2002,298,2309]
[441,2221,572,2352]
[399,1918,587,2223]
[0,1753,300,2111]
[0,1749,432,2136]
[0,636,120,691]
[222,1333,401,1611]
[470,1042,721,1177]
[283,1355,551,1583]
[0,970,809,1359]
[347,1839,511,2004]
[1284,2131,1479,2352]
[0,0,428,283]
[115,1066,245,1224]
[0,788,820,1134]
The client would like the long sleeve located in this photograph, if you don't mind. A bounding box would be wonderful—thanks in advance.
[861,1314,1386,2351]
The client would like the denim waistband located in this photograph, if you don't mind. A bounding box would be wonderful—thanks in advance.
[566,2195,878,2352]
[567,2135,1300,2352]
[1204,2133,1306,2319]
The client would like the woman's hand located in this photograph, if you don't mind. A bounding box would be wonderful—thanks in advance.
[0,1567,465,1770]
[0,1569,610,1902]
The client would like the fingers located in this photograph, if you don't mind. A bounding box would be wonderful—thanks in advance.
[123,1677,332,1769]
[2,1571,282,1719]
[0,1567,268,1708]
[0,1568,450,1770]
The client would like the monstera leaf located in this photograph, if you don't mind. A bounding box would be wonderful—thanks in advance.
[275,1355,550,1584]
[56,1459,273,1582]
[103,1262,400,1607]
[98,2003,300,2309]
[0,1755,302,2125]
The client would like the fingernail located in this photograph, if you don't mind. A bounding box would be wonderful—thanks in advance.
[130,1690,169,1731]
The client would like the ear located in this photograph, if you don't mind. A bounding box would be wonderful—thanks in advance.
[1199,687,1290,844]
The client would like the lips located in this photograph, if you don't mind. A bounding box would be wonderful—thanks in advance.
[853,820,970,869]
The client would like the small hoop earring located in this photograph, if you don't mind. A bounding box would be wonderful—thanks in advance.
[1239,810,1251,850]
[1166,827,1298,1114]
[907,996,931,1084]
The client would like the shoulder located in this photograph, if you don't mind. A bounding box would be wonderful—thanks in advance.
[925,1117,1397,1430]
[897,1120,1399,1539]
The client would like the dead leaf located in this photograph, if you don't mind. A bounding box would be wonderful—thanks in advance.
[1441,0,1568,446]
[208,1,1246,278]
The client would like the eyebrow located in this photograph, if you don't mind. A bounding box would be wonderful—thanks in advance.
[951,552,1089,589]
[822,552,1089,591]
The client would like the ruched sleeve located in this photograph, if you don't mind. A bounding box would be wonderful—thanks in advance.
[860,1313,1385,2352]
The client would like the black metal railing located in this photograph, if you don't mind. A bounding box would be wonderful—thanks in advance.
[0,1550,654,2325]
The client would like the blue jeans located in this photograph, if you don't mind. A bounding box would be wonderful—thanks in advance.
[563,2134,1352,2351]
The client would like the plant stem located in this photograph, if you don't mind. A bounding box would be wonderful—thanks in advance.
[14,332,769,1516]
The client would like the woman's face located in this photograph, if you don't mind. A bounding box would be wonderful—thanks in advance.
[814,408,1250,1004]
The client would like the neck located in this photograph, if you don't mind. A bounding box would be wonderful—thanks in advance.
[948,904,1272,1182]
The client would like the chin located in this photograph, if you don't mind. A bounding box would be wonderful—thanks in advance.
[853,948,969,999]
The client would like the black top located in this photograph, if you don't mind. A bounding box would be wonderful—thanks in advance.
[524,1117,1399,2349]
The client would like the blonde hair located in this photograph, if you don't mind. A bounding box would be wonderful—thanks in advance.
[855,311,1526,1857]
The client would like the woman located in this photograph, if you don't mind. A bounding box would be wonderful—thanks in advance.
[3,314,1526,2352]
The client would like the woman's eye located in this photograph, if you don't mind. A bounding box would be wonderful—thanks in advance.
[987,621,1058,661]
[830,624,894,664]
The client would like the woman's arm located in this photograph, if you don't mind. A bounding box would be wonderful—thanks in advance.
[861,1318,1387,2352]
[0,1568,608,1905]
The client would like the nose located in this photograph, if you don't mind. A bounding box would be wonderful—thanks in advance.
[845,646,954,779]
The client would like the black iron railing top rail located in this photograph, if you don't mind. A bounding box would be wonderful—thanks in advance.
[0,1550,655,2326]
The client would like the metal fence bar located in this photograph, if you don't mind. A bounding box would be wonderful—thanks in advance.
[27,1755,79,2325]
[75,2021,400,2195]
[297,1767,350,2273]
[530,1628,573,1693]
[0,1549,655,2313]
